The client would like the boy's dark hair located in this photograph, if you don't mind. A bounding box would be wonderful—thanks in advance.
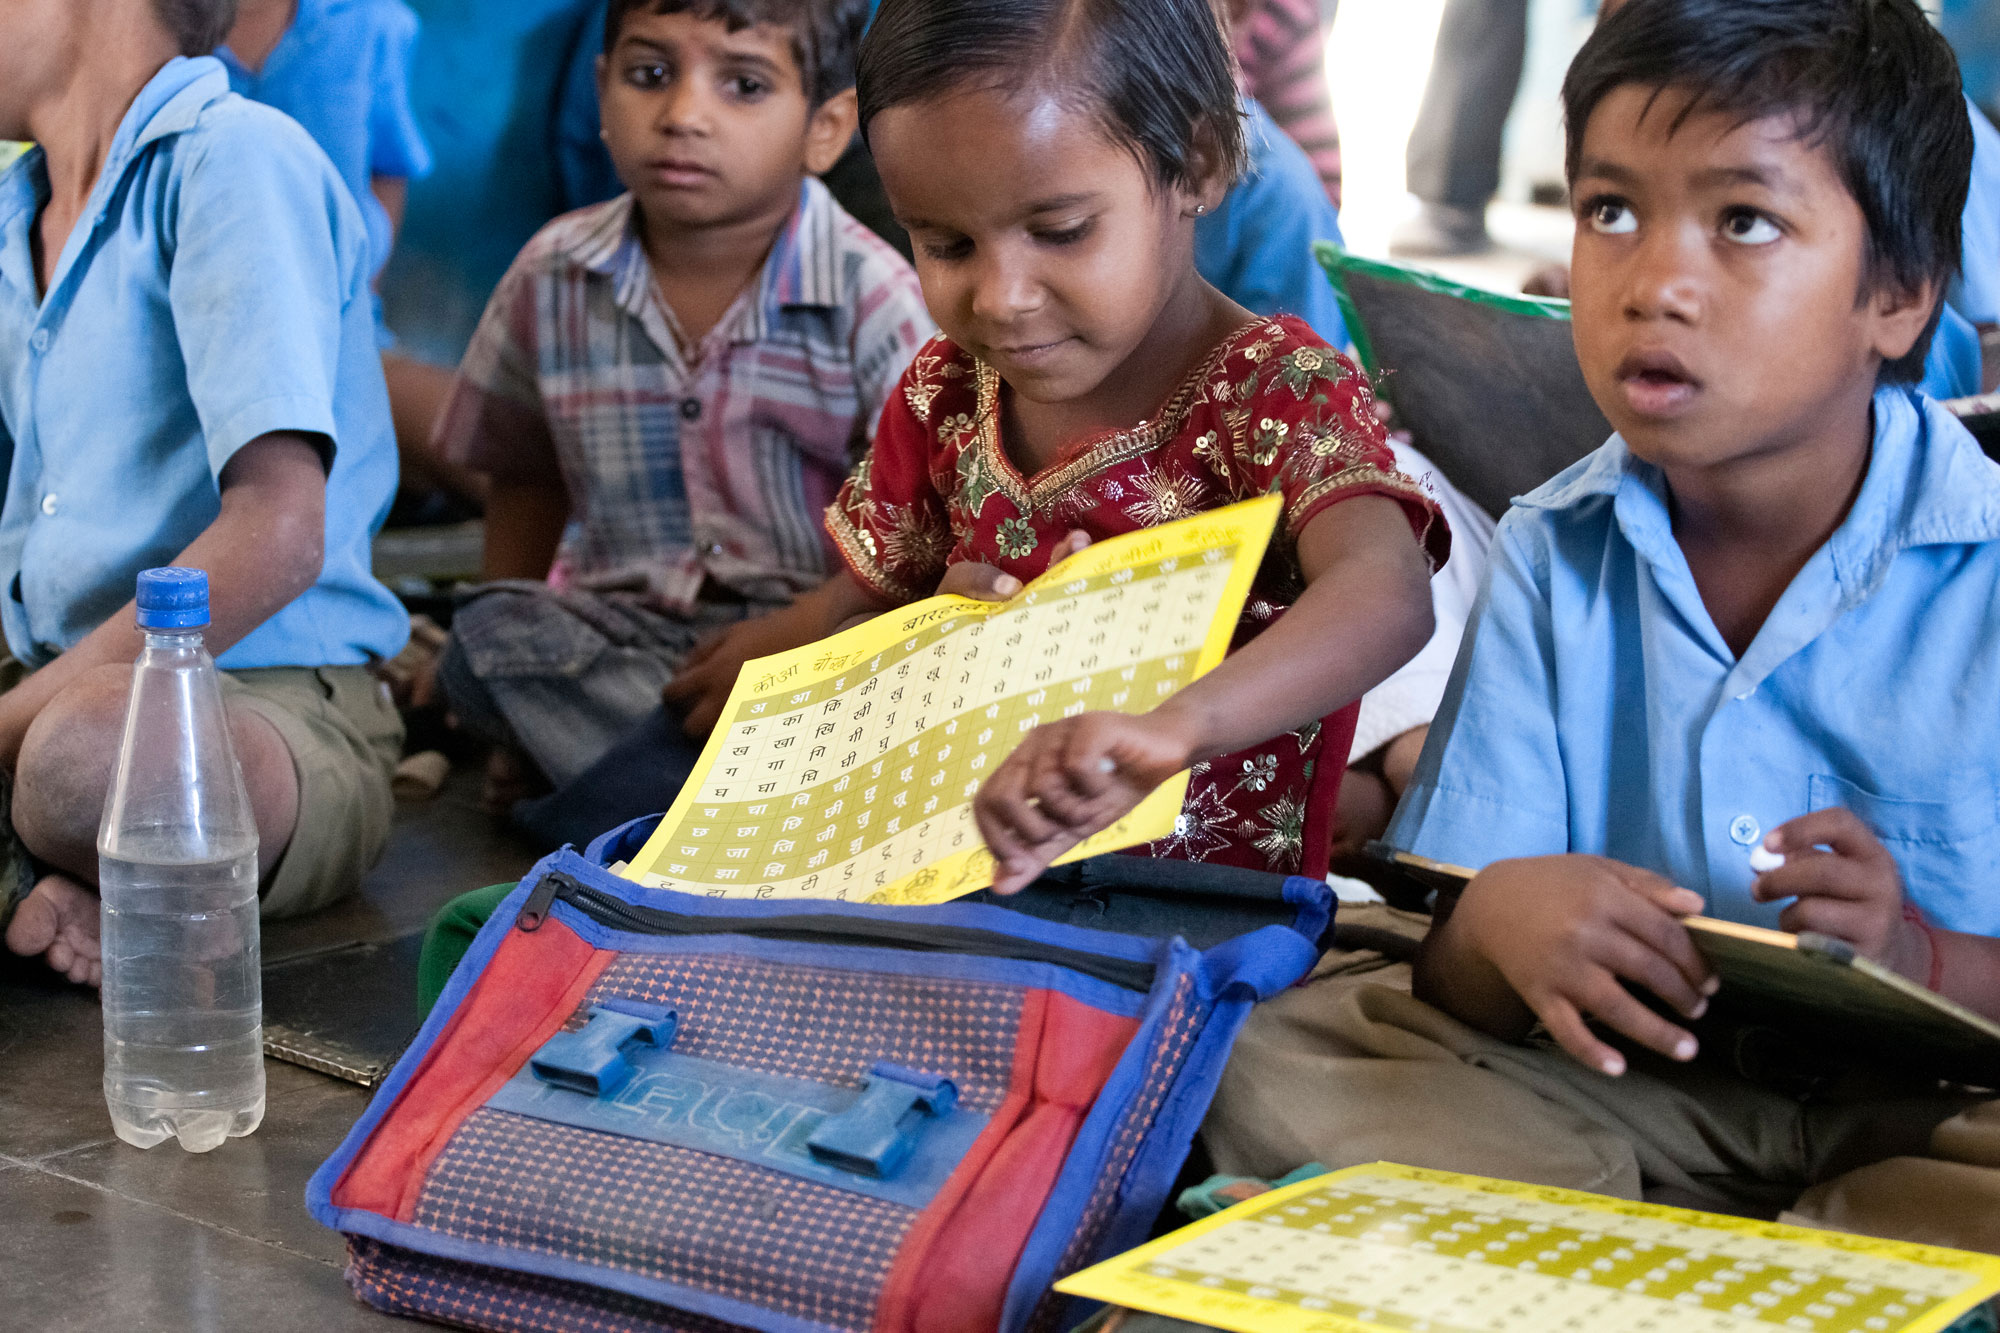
[1563,0,1972,384]
[856,0,1248,195]
[604,0,870,106]
[152,0,240,55]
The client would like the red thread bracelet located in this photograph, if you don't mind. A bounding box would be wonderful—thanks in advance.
[1902,900,1945,992]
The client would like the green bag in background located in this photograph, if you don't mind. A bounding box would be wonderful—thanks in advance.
[1317,245,1612,521]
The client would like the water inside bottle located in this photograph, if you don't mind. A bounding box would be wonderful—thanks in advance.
[99,846,264,1153]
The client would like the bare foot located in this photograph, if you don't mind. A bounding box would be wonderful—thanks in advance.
[481,746,549,815]
[5,873,102,987]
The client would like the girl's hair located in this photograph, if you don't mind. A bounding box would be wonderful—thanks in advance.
[152,0,240,55]
[857,0,1248,194]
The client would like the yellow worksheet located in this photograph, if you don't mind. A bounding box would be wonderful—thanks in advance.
[620,494,1281,905]
[1057,1163,2000,1333]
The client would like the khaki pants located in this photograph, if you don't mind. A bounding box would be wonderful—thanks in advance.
[0,662,401,922]
[222,666,403,918]
[1204,905,2000,1254]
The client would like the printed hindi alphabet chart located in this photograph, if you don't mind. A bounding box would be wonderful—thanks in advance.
[1056,1163,2000,1333]
[621,495,1281,905]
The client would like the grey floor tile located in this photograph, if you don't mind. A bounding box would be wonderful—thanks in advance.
[0,972,121,1160]
[45,1072,374,1268]
[0,1163,400,1331]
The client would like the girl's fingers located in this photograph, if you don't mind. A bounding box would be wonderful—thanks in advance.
[1057,726,1123,800]
[1051,530,1093,564]
[980,753,1064,849]
[938,562,1021,602]
[1029,763,1098,825]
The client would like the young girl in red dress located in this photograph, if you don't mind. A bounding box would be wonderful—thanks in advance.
[669,0,1449,891]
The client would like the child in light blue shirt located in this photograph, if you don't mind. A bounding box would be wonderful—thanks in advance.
[0,8,408,987]
[219,0,431,286]
[1207,0,2000,1252]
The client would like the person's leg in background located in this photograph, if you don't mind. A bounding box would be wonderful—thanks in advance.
[1392,0,1531,257]
[382,353,486,508]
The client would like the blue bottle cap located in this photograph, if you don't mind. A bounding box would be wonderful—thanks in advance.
[135,567,210,630]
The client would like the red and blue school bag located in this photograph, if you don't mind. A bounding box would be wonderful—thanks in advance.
[307,818,1332,1333]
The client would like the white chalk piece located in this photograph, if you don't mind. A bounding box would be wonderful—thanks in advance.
[1747,845,1786,874]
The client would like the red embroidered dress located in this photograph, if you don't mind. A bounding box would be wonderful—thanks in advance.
[827,316,1447,875]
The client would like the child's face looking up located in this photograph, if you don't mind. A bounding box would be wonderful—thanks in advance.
[597,9,854,233]
[870,86,1220,410]
[1568,84,1935,476]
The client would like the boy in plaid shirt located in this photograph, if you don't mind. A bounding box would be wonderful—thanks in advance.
[434,0,931,842]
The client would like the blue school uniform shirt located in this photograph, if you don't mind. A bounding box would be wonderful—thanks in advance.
[218,0,431,281]
[1388,386,2000,936]
[1195,99,1349,349]
[0,57,408,672]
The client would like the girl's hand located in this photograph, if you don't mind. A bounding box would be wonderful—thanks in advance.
[1426,855,1715,1076]
[1751,808,1930,980]
[936,531,1091,602]
[974,710,1198,895]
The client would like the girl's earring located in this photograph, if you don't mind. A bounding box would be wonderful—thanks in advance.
[1193,203,1209,216]
[600,128,610,142]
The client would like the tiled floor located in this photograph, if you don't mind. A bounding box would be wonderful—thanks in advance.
[0,769,541,1333]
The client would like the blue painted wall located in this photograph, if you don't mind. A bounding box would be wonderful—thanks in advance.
[1941,0,1999,118]
[381,0,598,367]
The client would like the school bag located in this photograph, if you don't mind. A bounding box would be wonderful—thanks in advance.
[307,816,1333,1333]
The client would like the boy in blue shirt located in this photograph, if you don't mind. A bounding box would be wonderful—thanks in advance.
[219,0,429,294]
[1209,0,2000,1250]
[0,0,409,985]
[217,0,467,496]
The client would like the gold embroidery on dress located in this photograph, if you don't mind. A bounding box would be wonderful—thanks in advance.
[938,412,978,450]
[880,503,951,576]
[1124,461,1207,527]
[826,501,923,603]
[969,317,1268,512]
[903,348,952,423]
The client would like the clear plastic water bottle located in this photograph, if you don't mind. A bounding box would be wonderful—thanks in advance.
[99,567,264,1152]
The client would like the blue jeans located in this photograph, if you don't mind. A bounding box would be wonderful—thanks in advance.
[513,704,707,852]
[437,582,754,850]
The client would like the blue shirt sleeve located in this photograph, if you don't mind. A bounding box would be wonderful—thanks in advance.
[368,1,432,180]
[1386,513,1573,867]
[168,110,366,475]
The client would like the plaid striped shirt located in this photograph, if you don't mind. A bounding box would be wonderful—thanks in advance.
[438,178,933,614]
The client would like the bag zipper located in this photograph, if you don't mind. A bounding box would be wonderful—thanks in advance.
[517,870,1157,992]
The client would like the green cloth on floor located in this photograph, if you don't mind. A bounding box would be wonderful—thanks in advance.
[417,882,516,1015]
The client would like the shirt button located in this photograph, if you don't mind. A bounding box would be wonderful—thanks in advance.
[680,398,703,422]
[39,494,58,517]
[29,329,49,354]
[1728,815,1761,847]
[706,542,725,557]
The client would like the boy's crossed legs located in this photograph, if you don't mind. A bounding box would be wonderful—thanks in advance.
[3,662,402,984]
[1203,954,2000,1253]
